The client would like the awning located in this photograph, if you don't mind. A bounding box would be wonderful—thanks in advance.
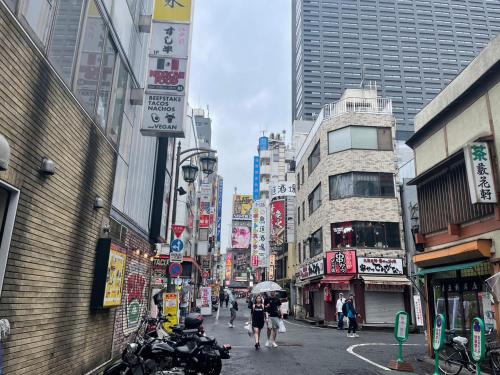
[361,276,411,286]
[413,239,491,268]
[416,260,485,276]
[321,275,354,290]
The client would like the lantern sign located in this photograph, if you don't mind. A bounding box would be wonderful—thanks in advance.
[471,317,486,374]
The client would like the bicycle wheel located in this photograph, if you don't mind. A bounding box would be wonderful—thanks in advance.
[438,350,464,375]
[490,350,500,375]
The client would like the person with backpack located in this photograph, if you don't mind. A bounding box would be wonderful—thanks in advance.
[228,299,238,328]
[336,293,346,330]
[345,294,360,338]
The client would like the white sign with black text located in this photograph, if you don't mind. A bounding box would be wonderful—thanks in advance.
[150,22,190,58]
[141,94,185,137]
[357,257,403,275]
[270,181,296,200]
[464,142,497,204]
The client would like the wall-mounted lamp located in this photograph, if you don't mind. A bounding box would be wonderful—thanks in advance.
[94,197,104,210]
[0,134,10,171]
[40,157,55,176]
[143,252,149,259]
[134,249,141,256]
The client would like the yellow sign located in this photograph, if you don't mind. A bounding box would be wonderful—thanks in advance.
[163,293,179,332]
[153,0,192,23]
[232,195,253,220]
[103,246,126,307]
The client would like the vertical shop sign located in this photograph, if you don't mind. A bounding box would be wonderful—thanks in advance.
[253,156,260,200]
[225,252,233,283]
[270,200,285,246]
[464,142,497,204]
[269,254,276,281]
[326,250,357,274]
[413,295,424,327]
[216,178,223,243]
[162,293,179,333]
[251,200,268,268]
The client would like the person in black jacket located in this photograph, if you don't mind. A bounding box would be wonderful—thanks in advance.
[228,299,238,328]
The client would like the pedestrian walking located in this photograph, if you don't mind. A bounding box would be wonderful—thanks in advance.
[346,294,360,338]
[251,295,266,350]
[228,299,238,328]
[225,293,229,308]
[264,291,282,347]
[336,293,346,330]
[220,291,225,308]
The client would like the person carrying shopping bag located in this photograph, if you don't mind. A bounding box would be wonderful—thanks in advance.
[251,295,266,350]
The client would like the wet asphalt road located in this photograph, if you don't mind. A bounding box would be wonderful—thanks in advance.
[202,300,434,375]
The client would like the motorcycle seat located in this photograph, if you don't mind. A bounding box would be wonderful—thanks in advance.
[453,336,468,345]
[151,342,175,354]
[197,336,215,345]
[175,344,197,355]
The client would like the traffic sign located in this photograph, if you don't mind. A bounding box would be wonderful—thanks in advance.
[170,252,183,263]
[169,263,183,278]
[202,271,209,279]
[171,239,184,253]
[172,225,186,238]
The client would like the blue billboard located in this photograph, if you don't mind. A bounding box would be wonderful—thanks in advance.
[253,156,260,200]
[216,177,223,243]
[258,136,269,151]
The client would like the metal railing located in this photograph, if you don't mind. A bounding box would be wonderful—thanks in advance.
[322,97,393,120]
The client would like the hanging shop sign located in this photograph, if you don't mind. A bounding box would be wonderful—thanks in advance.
[259,136,269,151]
[253,156,260,200]
[225,252,233,282]
[200,214,210,229]
[300,258,325,280]
[216,178,223,243]
[141,93,186,137]
[153,0,192,23]
[464,142,497,204]
[200,183,212,203]
[413,295,424,327]
[269,254,276,281]
[232,194,253,220]
[91,239,127,309]
[200,287,212,316]
[326,250,357,274]
[150,22,190,58]
[286,196,295,243]
[251,200,268,268]
[162,293,179,333]
[146,57,187,94]
[270,200,285,246]
[270,181,296,200]
[357,257,404,275]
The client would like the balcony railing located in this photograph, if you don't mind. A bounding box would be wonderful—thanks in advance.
[321,97,393,120]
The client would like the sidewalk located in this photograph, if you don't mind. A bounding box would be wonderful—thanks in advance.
[293,315,395,332]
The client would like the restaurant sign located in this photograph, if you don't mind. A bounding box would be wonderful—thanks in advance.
[300,259,324,280]
[464,142,497,204]
[357,257,403,275]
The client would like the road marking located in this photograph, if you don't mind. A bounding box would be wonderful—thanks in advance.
[346,343,422,372]
[284,320,324,329]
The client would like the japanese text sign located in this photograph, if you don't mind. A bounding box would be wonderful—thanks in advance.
[150,23,190,58]
[154,0,192,23]
[253,156,260,200]
[471,317,486,363]
[326,251,357,274]
[147,57,187,94]
[433,314,446,351]
[270,181,296,200]
[357,257,403,275]
[464,142,497,204]
[394,311,409,342]
[232,195,253,220]
[251,200,268,268]
[270,200,285,246]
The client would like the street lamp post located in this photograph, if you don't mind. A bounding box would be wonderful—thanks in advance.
[170,141,217,243]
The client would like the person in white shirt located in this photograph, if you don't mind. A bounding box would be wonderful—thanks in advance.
[336,293,346,330]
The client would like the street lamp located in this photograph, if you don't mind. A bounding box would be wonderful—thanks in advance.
[200,153,217,175]
[181,163,199,183]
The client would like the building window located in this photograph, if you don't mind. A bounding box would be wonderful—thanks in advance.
[310,227,323,257]
[308,141,320,175]
[308,183,321,214]
[301,165,305,183]
[297,172,300,190]
[106,59,128,145]
[297,206,301,225]
[329,172,395,199]
[331,221,401,249]
[328,126,393,153]
[302,201,305,221]
[20,0,54,45]
[48,0,85,85]
[298,242,302,263]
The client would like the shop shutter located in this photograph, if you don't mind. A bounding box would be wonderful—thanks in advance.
[364,291,404,324]
[313,291,325,319]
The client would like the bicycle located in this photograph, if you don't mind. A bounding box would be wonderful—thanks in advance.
[439,329,500,375]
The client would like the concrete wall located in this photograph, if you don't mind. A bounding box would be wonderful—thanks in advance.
[0,5,117,374]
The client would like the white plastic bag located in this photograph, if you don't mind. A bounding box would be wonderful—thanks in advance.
[278,319,286,333]
[245,322,253,337]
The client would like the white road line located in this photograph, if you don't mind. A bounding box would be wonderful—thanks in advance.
[283,320,323,329]
[346,343,422,372]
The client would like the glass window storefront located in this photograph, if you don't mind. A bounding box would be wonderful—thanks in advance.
[431,264,496,335]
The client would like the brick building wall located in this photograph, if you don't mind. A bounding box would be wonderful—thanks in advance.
[0,5,117,375]
[111,229,153,358]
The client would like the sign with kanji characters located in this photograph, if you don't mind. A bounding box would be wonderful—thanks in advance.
[270,200,285,246]
[150,22,190,58]
[464,142,497,204]
[153,0,192,23]
[253,156,260,200]
[357,257,403,275]
[270,181,296,200]
[251,200,268,268]
[433,314,446,351]
[471,317,486,364]
[413,295,424,327]
[300,258,324,279]
[200,183,212,203]
[147,57,187,94]
[216,178,223,243]
[232,195,253,220]
[200,215,210,229]
[269,254,276,280]
[395,311,409,342]
[326,251,357,274]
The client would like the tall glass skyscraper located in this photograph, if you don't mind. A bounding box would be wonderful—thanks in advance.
[292,0,500,140]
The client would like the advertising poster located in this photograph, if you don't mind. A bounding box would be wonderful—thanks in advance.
[124,260,148,331]
[200,287,212,316]
[103,246,127,307]
[270,200,285,246]
[326,250,357,274]
[153,0,193,23]
[231,226,251,249]
[225,252,233,282]
[233,251,251,282]
[251,200,268,268]
[232,195,253,220]
[162,293,179,333]
[200,214,210,229]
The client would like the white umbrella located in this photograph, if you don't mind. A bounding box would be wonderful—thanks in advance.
[251,281,282,294]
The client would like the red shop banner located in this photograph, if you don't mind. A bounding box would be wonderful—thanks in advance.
[326,250,357,274]
[270,200,285,246]
[200,215,210,229]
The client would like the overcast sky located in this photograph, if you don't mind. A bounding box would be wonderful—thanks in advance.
[188,1,292,252]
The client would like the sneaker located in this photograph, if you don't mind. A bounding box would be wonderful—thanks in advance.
[353,334,359,337]
[272,342,278,348]
[347,333,353,337]
[265,340,270,347]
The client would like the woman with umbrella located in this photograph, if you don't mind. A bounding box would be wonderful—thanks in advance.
[251,281,283,348]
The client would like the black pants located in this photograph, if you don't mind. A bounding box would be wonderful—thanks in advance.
[348,317,357,334]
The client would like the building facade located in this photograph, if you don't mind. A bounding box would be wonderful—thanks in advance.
[292,0,500,140]
[295,88,410,325]
[407,34,500,354]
